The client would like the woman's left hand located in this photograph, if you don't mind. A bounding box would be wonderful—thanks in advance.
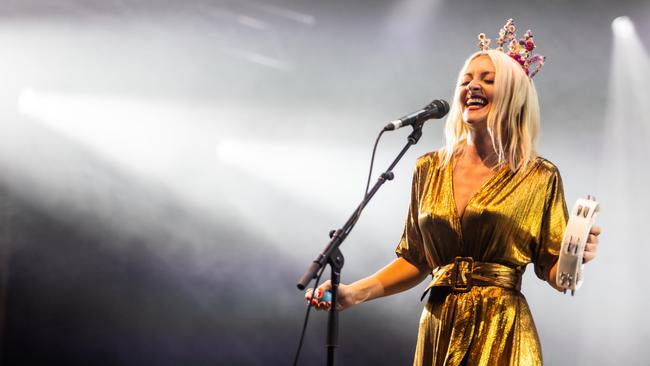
[583,225,601,263]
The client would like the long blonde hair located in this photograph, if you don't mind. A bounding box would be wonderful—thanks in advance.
[439,50,540,171]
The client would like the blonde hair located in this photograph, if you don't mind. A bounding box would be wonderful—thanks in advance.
[439,49,540,171]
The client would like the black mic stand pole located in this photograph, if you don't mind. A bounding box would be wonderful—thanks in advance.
[297,123,424,366]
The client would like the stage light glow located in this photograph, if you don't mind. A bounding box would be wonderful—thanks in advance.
[18,89,196,178]
[214,136,414,266]
[16,88,386,261]
[385,0,442,36]
[14,88,256,227]
[216,138,367,215]
[611,16,635,39]
[580,14,650,363]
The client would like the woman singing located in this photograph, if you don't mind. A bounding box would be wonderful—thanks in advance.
[305,19,601,365]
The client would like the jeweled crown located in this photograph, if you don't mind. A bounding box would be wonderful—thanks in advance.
[477,19,545,78]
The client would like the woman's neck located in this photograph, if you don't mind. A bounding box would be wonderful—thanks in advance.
[464,128,499,168]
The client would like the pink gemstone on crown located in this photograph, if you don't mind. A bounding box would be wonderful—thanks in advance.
[525,39,535,51]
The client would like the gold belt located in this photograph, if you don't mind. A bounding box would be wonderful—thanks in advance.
[421,257,523,300]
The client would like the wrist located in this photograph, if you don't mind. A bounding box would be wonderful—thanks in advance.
[547,261,564,292]
[349,277,384,305]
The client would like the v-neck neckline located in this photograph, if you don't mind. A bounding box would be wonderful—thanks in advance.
[448,154,508,241]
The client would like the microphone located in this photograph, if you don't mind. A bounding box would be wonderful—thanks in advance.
[384,99,449,131]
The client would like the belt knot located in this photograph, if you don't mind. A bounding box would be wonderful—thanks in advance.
[420,257,523,301]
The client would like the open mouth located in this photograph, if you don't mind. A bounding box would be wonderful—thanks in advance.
[465,96,488,110]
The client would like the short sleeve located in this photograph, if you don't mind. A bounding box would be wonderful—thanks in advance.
[395,163,428,269]
[534,168,569,281]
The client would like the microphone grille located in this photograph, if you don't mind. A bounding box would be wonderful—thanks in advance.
[425,99,450,118]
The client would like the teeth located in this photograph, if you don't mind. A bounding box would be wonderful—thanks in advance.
[466,98,486,106]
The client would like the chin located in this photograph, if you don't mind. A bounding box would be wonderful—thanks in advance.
[462,111,488,126]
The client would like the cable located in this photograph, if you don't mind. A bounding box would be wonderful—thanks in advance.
[292,264,326,366]
[347,129,386,232]
[364,129,385,198]
[292,128,387,365]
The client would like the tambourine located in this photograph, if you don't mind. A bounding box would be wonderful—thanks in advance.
[556,196,600,295]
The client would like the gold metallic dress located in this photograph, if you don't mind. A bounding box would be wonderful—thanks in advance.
[395,151,568,366]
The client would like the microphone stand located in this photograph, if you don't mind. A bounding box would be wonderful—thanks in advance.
[297,123,424,366]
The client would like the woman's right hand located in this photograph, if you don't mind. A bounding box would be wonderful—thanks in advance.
[304,280,357,312]
[302,258,429,311]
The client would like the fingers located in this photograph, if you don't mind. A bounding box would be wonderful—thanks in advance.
[318,280,333,292]
[589,225,602,236]
[584,243,598,254]
[314,298,331,311]
[304,288,315,303]
[583,243,598,263]
[583,225,601,264]
[304,281,333,311]
[304,289,320,308]
[304,288,325,306]
[314,281,333,310]
[583,250,597,263]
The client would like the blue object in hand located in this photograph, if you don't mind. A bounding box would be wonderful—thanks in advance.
[320,290,332,302]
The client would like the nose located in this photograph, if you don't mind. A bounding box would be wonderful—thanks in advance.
[467,80,482,92]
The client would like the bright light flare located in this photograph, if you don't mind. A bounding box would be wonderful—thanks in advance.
[18,89,206,179]
[217,138,367,215]
[611,16,635,39]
